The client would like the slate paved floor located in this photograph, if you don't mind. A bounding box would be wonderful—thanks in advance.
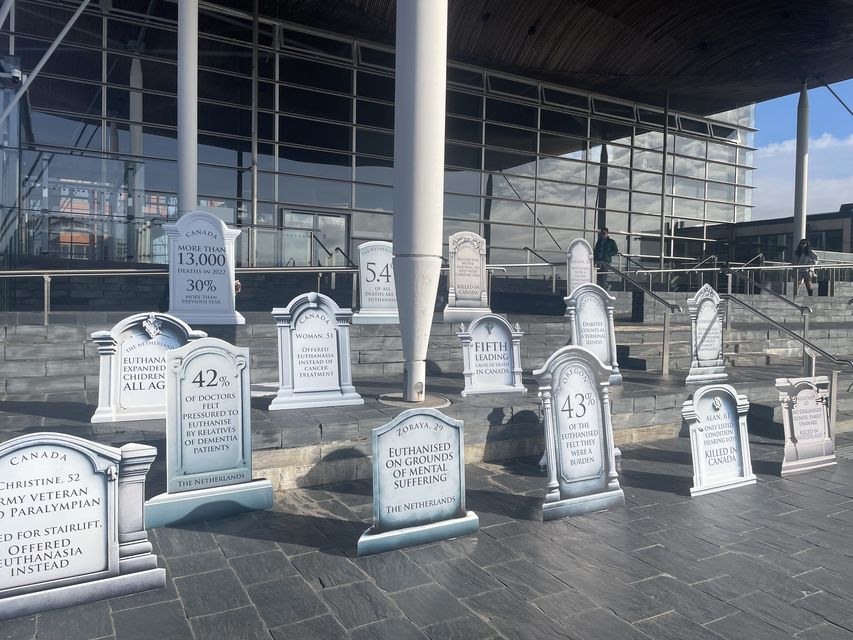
[6,433,853,640]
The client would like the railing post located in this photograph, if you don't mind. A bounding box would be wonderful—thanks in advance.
[551,266,556,293]
[830,369,839,444]
[726,273,732,330]
[43,274,51,327]
[662,307,671,375]
[351,271,358,309]
[316,272,321,293]
[802,312,811,375]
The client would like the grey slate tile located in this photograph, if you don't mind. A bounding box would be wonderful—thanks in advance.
[291,549,368,589]
[421,614,499,640]
[424,558,504,598]
[270,615,351,640]
[487,559,569,600]
[229,549,298,585]
[354,549,434,593]
[729,590,824,634]
[635,611,723,640]
[0,615,35,640]
[246,576,327,628]
[36,601,113,640]
[320,581,400,629]
[389,583,471,628]
[632,575,736,624]
[112,601,194,640]
[350,617,428,640]
[465,588,576,640]
[166,549,228,578]
[189,605,273,640]
[173,567,250,618]
[566,608,653,640]
[707,611,798,640]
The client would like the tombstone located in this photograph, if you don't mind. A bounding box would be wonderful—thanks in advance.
[776,376,836,476]
[533,346,624,520]
[565,283,621,385]
[90,312,206,423]
[357,408,479,556]
[353,241,399,324]
[457,314,525,396]
[682,384,756,496]
[686,284,727,385]
[270,292,364,410]
[443,231,491,323]
[566,238,595,295]
[164,210,245,325]
[145,337,273,528]
[0,433,164,621]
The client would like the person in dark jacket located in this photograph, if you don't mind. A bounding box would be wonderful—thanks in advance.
[593,227,618,289]
[793,238,818,297]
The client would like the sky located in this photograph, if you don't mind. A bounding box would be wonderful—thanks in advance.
[751,78,853,220]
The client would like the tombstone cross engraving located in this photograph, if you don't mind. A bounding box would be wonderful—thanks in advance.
[457,314,525,396]
[357,408,479,556]
[443,231,491,323]
[145,337,273,528]
[682,384,756,496]
[90,312,206,423]
[164,210,245,325]
[565,283,621,385]
[686,284,727,385]
[0,433,164,621]
[533,346,624,520]
[353,241,399,324]
[566,238,595,296]
[776,376,836,476]
[270,292,364,410]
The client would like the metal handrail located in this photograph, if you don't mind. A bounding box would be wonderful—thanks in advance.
[311,232,333,258]
[722,294,853,374]
[618,253,647,272]
[725,268,812,315]
[689,255,718,271]
[730,253,764,270]
[523,246,553,265]
[334,247,357,268]
[638,262,853,275]
[601,262,681,375]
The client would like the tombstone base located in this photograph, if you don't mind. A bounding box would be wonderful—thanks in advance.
[690,474,756,497]
[461,385,526,397]
[169,309,246,326]
[352,310,399,325]
[782,454,837,477]
[0,568,165,622]
[144,479,273,528]
[91,407,164,424]
[442,306,491,323]
[685,366,727,386]
[268,389,364,411]
[357,511,479,557]
[542,488,625,521]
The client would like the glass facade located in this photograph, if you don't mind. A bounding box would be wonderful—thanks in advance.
[1,0,755,270]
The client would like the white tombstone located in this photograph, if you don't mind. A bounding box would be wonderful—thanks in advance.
[90,312,206,423]
[270,292,364,410]
[533,346,624,520]
[682,384,756,496]
[145,337,272,528]
[776,376,836,476]
[565,283,621,385]
[353,241,399,325]
[0,433,164,621]
[566,238,595,296]
[357,408,479,556]
[443,231,491,323]
[686,284,727,385]
[457,314,525,396]
[164,210,245,325]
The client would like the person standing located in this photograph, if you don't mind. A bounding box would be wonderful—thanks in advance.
[793,238,818,297]
[594,227,618,289]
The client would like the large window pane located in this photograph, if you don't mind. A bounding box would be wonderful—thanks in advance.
[282,86,352,122]
[282,147,352,181]
[281,116,352,152]
[485,123,536,152]
[279,175,351,208]
[282,56,352,93]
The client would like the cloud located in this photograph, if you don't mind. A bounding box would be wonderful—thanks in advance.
[751,133,853,220]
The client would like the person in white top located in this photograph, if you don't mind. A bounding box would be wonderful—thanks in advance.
[793,238,818,297]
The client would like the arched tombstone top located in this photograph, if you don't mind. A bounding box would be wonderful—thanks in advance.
[533,344,613,385]
[165,210,241,241]
[775,375,835,476]
[449,231,487,254]
[273,291,351,325]
[0,432,122,471]
[354,241,398,324]
[463,312,518,338]
[457,313,525,396]
[566,282,616,305]
[682,383,749,423]
[91,312,206,351]
[566,238,595,295]
[689,283,721,308]
[564,283,620,385]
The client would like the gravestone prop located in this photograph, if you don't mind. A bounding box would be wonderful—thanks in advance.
[270,292,363,410]
[0,433,164,621]
[443,231,491,323]
[91,312,206,423]
[566,238,595,295]
[457,314,525,396]
[565,283,621,385]
[686,284,727,385]
[145,337,272,528]
[533,346,624,520]
[776,376,835,476]
[353,241,399,324]
[682,384,756,496]
[164,210,245,325]
[357,408,478,556]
